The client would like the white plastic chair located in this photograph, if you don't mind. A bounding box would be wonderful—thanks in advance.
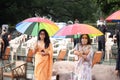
[105,38,114,61]
[67,49,76,61]
[53,47,61,58]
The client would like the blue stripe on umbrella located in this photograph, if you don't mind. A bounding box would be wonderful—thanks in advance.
[16,22,33,33]
[111,20,120,22]
[52,35,66,38]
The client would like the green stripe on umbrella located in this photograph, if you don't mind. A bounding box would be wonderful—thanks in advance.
[16,17,59,36]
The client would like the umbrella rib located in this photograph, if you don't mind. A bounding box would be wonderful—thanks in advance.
[16,17,59,36]
[24,22,36,35]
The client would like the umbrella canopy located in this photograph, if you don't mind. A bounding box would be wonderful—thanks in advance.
[106,10,120,22]
[54,23,103,36]
[16,17,59,36]
[52,34,80,38]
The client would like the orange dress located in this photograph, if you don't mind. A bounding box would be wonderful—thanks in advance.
[34,43,53,80]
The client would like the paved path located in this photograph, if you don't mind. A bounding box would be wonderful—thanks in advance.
[92,64,119,80]
[0,59,119,80]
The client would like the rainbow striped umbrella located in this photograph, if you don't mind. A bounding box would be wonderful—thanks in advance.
[16,17,59,36]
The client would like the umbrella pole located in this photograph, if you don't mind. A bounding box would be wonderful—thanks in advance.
[36,23,39,42]
[77,34,79,43]
[38,23,39,37]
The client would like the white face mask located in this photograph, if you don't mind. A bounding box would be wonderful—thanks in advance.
[81,39,88,45]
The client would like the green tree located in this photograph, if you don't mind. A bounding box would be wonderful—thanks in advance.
[92,0,120,16]
[0,0,33,25]
[0,0,98,26]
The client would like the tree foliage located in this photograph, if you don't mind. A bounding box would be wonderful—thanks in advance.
[92,0,120,16]
[0,0,33,25]
[0,0,120,26]
[0,0,98,26]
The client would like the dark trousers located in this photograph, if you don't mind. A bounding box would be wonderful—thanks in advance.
[98,41,105,60]
[116,49,120,70]
[0,43,4,59]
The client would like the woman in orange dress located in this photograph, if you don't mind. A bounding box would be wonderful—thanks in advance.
[33,29,53,80]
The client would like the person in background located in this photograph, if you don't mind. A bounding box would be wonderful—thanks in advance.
[1,32,9,54]
[0,36,4,58]
[74,18,79,23]
[74,19,80,46]
[97,17,106,27]
[115,22,120,78]
[97,17,107,61]
[33,29,53,80]
[7,32,12,41]
[115,22,120,49]
[74,34,94,80]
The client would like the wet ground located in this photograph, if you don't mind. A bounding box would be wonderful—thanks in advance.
[0,58,117,80]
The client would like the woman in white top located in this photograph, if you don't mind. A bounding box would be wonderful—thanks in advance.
[74,34,94,80]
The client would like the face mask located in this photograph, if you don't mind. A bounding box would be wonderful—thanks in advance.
[81,39,88,45]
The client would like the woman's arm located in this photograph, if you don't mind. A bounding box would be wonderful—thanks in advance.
[42,43,53,56]
[32,42,39,54]
[82,49,90,60]
[74,50,85,59]
[74,43,81,56]
[83,46,94,61]
[74,50,79,55]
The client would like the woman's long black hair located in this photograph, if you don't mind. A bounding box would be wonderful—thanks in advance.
[79,34,91,45]
[38,29,50,49]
